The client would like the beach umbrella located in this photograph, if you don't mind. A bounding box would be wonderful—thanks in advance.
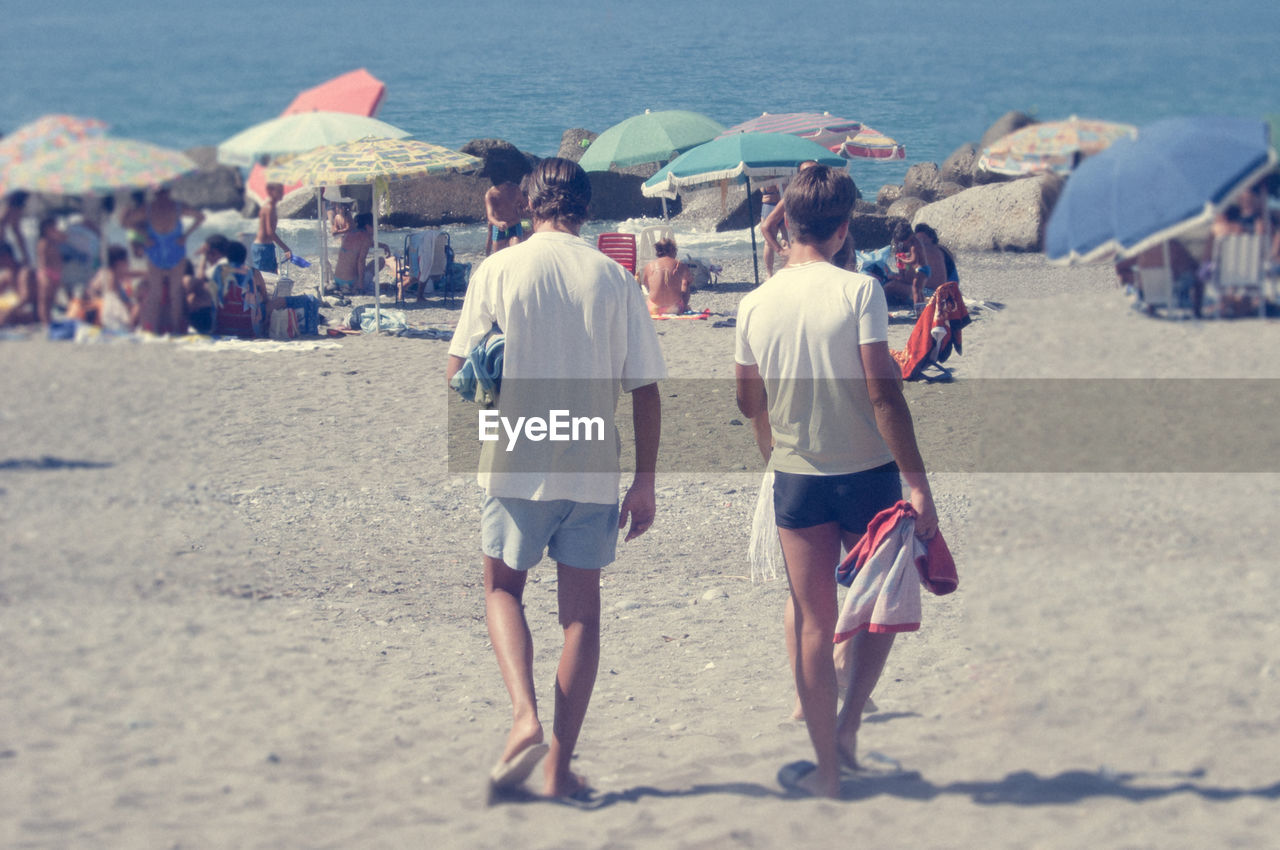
[2,135,197,195]
[642,132,846,285]
[216,111,411,168]
[266,137,481,329]
[979,117,1137,177]
[833,125,907,161]
[578,110,725,171]
[719,112,862,151]
[0,114,110,193]
[1045,116,1276,264]
[284,68,386,117]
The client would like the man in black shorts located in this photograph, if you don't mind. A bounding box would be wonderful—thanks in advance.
[735,164,938,798]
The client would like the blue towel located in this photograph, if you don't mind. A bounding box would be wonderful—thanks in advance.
[449,329,504,405]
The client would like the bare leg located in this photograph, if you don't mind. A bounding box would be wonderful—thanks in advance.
[167,270,187,334]
[544,561,600,797]
[139,265,165,332]
[835,631,896,769]
[785,595,804,720]
[778,522,843,798]
[36,271,56,324]
[483,556,544,763]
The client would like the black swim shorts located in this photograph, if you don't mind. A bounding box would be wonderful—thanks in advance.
[773,462,901,532]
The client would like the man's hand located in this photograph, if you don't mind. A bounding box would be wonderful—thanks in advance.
[910,487,938,541]
[618,480,655,541]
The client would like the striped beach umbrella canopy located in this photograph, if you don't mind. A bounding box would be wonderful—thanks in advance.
[979,117,1137,177]
[2,136,197,195]
[719,112,862,150]
[578,109,725,171]
[833,125,907,160]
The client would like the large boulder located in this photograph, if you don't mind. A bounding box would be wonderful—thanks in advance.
[169,146,244,211]
[941,143,978,188]
[461,138,534,186]
[383,173,489,227]
[850,211,895,252]
[979,110,1037,152]
[912,172,1064,253]
[672,182,752,231]
[587,171,667,221]
[886,196,928,222]
[558,128,598,162]
[902,162,943,201]
[876,184,903,208]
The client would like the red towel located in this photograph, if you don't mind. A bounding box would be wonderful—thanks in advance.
[836,500,957,596]
[889,282,971,381]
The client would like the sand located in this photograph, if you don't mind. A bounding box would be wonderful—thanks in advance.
[2,250,1279,849]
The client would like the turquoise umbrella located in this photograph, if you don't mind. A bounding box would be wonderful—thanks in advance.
[578,109,725,172]
[642,133,847,284]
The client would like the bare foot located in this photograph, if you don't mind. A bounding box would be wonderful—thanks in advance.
[791,697,805,721]
[500,718,544,764]
[544,769,590,799]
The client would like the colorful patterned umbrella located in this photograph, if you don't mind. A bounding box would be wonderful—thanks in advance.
[1,114,110,192]
[2,136,197,195]
[578,110,725,171]
[979,117,1136,176]
[265,137,480,187]
[833,125,907,160]
[217,111,410,167]
[266,138,481,327]
[719,112,862,150]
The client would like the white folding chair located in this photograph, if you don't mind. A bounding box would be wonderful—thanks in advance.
[1212,232,1266,318]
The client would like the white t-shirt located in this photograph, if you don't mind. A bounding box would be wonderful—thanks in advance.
[449,231,667,503]
[735,260,893,476]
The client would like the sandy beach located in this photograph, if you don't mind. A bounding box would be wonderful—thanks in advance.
[2,250,1279,849]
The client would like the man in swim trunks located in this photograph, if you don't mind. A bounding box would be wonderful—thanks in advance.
[484,179,528,255]
[253,182,292,275]
[447,158,665,799]
[735,165,938,799]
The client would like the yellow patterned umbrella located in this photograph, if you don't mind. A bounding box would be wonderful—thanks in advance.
[979,117,1136,176]
[266,138,481,327]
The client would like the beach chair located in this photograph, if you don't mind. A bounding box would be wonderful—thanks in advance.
[1211,232,1266,318]
[636,225,674,271]
[396,228,450,303]
[596,232,637,275]
[1133,242,1180,318]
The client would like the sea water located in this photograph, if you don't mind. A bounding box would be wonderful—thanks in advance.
[3,0,1278,259]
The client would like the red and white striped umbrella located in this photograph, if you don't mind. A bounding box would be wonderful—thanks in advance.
[833,125,906,160]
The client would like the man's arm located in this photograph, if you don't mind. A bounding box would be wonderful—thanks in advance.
[181,206,205,240]
[860,341,937,539]
[262,206,291,258]
[446,354,465,385]
[484,189,506,229]
[761,203,786,253]
[736,363,772,462]
[619,382,660,541]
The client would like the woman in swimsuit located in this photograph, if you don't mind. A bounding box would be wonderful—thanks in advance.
[131,187,204,333]
[641,237,693,315]
[35,217,65,325]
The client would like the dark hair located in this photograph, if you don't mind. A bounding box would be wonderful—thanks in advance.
[38,216,57,236]
[1222,205,1242,223]
[525,157,590,226]
[6,191,29,209]
[204,233,231,256]
[653,238,677,258]
[106,245,128,266]
[100,195,115,215]
[224,241,248,265]
[355,212,373,230]
[782,165,855,244]
[0,241,13,260]
[913,223,939,243]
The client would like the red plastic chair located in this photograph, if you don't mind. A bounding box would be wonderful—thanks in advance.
[596,232,637,274]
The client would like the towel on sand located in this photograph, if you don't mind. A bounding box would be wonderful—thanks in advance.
[834,500,957,641]
[890,281,972,381]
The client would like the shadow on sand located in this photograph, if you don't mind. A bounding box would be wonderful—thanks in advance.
[0,456,114,472]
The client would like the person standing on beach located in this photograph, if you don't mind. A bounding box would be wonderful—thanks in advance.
[735,165,938,799]
[127,187,204,333]
[447,157,665,799]
[484,178,528,255]
[252,182,292,275]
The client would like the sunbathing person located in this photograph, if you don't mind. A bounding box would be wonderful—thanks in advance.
[0,241,35,326]
[35,217,65,325]
[641,238,693,315]
[333,213,392,294]
[1,192,31,267]
[129,187,204,333]
[90,245,142,333]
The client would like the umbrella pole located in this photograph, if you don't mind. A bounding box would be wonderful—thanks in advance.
[661,197,669,221]
[745,175,760,286]
[372,184,382,332]
[316,190,329,299]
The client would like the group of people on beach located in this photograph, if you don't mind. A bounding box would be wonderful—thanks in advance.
[448,157,938,801]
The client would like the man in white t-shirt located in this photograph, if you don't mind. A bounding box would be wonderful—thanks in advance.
[447,158,666,799]
[735,165,938,799]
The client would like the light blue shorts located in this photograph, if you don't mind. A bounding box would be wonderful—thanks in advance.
[481,495,620,571]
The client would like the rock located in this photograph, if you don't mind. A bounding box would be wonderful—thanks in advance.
[912,172,1065,253]
[459,138,534,186]
[850,211,896,252]
[876,184,902,208]
[587,171,668,221]
[937,180,966,201]
[886,196,928,222]
[383,173,489,227]
[902,162,943,201]
[671,182,752,232]
[701,587,728,601]
[168,146,245,211]
[941,143,978,187]
[558,128,598,162]
[979,110,1037,153]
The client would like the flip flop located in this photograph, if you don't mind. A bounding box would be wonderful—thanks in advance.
[776,760,819,797]
[489,742,549,790]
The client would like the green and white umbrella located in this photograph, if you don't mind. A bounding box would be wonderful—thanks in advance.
[216,111,411,167]
[578,109,725,171]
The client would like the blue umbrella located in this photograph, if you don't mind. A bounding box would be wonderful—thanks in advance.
[642,133,847,284]
[1046,116,1276,264]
